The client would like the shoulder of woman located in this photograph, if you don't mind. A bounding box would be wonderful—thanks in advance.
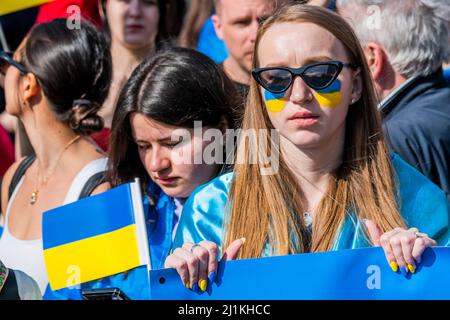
[172,172,234,251]
[187,172,234,208]
[194,172,234,195]
[391,153,450,242]
[391,153,446,202]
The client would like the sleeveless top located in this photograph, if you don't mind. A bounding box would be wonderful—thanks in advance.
[0,158,108,295]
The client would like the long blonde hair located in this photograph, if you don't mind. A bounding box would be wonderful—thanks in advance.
[224,4,406,258]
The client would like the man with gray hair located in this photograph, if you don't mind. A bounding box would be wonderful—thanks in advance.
[337,0,450,200]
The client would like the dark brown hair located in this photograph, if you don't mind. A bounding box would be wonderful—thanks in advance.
[108,47,240,189]
[21,19,111,135]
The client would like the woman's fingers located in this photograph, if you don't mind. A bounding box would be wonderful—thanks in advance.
[165,241,221,292]
[177,244,201,290]
[364,219,384,246]
[164,249,191,288]
[189,243,210,292]
[378,227,437,274]
[222,238,246,261]
[378,228,402,272]
[412,235,437,264]
[399,228,419,272]
[199,240,219,285]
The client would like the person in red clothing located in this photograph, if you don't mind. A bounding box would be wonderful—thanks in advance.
[35,0,101,27]
[0,124,14,179]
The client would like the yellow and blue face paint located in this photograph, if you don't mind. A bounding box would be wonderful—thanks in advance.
[264,90,287,113]
[313,79,342,107]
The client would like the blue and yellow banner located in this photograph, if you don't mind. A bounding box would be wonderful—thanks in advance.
[0,0,53,16]
[43,181,150,291]
[150,247,450,299]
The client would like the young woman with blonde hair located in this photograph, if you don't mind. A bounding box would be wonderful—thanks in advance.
[165,4,450,292]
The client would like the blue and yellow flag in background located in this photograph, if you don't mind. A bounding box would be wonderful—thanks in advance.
[0,0,53,16]
[43,181,150,291]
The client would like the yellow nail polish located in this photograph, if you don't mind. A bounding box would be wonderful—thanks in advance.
[185,281,190,289]
[407,264,415,274]
[390,261,398,272]
[198,279,207,291]
[200,279,208,292]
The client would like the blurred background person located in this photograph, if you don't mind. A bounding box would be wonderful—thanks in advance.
[179,0,228,64]
[337,0,450,201]
[0,19,112,295]
[95,0,184,151]
[211,0,287,100]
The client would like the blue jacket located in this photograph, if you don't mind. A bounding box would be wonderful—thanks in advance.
[381,68,450,201]
[43,183,178,300]
[173,154,450,256]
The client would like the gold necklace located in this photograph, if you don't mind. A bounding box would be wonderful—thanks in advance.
[29,135,81,205]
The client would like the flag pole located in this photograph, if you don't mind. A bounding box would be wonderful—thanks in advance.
[131,178,152,297]
[0,21,10,51]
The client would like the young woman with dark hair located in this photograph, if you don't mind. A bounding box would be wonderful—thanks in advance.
[46,46,240,299]
[0,19,112,296]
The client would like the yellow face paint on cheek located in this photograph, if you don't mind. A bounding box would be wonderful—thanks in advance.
[313,79,342,107]
[264,90,286,113]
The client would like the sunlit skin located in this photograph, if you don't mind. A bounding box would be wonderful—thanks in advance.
[105,0,159,50]
[258,22,359,150]
[130,113,220,199]
[2,46,108,241]
[212,0,276,85]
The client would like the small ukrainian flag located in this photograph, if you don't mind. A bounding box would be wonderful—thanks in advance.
[43,181,150,291]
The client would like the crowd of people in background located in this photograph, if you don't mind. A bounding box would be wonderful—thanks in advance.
[0,0,449,300]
